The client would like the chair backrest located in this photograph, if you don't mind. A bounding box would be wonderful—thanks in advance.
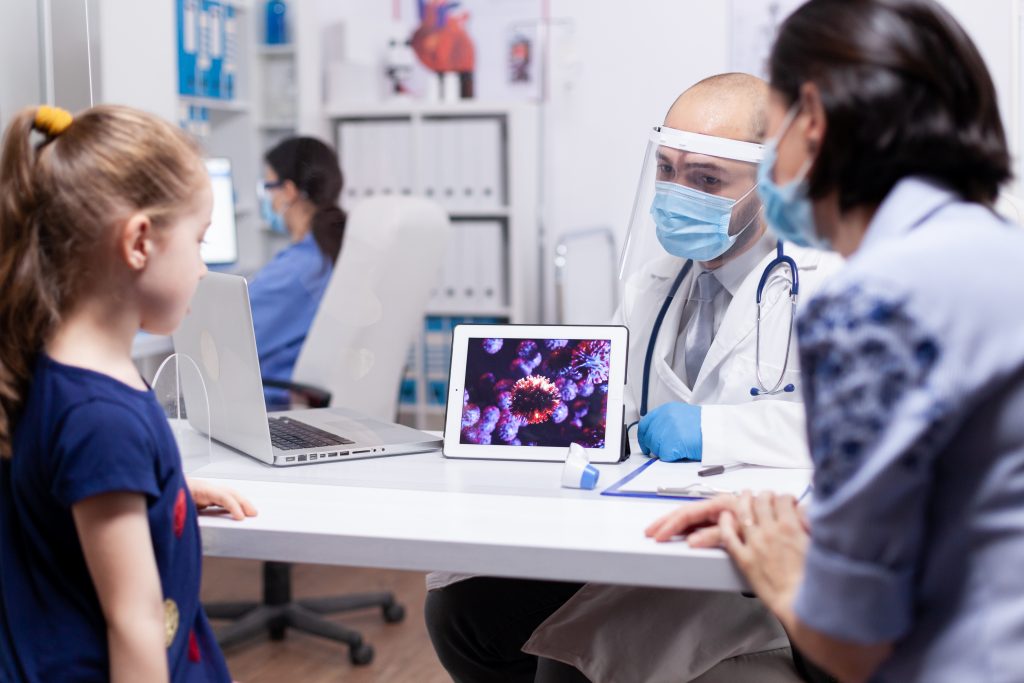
[292,196,451,421]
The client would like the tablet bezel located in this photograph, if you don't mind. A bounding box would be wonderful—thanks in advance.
[443,324,628,463]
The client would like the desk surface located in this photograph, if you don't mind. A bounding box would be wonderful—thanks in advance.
[180,425,773,593]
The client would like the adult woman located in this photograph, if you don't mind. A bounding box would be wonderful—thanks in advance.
[252,137,345,406]
[647,1,1024,681]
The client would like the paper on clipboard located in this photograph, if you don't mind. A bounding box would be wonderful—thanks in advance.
[618,460,811,498]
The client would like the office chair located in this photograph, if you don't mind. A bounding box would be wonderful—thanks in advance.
[205,196,452,665]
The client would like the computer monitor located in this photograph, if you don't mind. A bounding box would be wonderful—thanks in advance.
[202,158,239,266]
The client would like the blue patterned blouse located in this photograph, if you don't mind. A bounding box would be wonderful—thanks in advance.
[793,177,1024,682]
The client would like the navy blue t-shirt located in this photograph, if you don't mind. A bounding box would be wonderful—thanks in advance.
[0,355,230,682]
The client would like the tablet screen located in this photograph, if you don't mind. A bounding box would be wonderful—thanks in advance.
[460,337,611,449]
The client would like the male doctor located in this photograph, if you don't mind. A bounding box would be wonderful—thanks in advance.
[425,73,843,683]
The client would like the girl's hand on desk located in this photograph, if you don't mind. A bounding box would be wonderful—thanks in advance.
[644,495,738,544]
[186,478,258,521]
[719,491,807,616]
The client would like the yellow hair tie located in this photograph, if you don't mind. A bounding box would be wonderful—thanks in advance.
[34,105,73,137]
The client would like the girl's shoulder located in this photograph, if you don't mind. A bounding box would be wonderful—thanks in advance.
[19,356,176,506]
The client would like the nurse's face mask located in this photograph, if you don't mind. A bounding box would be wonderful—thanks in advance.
[258,178,289,235]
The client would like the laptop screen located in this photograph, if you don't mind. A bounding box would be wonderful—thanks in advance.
[460,337,612,449]
[202,158,239,266]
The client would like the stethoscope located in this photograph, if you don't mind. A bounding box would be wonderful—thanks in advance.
[637,240,799,419]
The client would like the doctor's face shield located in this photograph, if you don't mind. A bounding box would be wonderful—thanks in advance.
[620,127,764,276]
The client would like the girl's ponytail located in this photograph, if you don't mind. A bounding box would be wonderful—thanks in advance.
[0,108,63,458]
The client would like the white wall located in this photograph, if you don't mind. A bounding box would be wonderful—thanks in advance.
[0,0,43,130]
[304,0,1017,320]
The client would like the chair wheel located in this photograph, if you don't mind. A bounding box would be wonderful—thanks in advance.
[383,603,406,623]
[350,643,374,666]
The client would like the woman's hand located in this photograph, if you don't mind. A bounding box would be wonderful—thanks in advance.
[719,491,808,617]
[644,495,739,545]
[186,478,258,521]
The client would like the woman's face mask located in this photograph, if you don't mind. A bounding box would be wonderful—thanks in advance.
[756,103,829,250]
[649,181,759,261]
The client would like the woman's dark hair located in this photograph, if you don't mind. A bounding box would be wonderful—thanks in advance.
[770,0,1011,210]
[265,137,346,264]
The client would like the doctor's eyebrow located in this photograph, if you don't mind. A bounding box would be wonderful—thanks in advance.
[656,152,677,166]
[681,161,732,177]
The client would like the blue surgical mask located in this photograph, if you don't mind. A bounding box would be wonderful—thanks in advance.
[650,181,756,261]
[756,105,829,249]
[260,192,288,234]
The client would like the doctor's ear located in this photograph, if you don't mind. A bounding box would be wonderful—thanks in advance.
[798,82,827,153]
[120,212,153,271]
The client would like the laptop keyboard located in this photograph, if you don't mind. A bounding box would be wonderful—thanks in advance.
[268,417,355,451]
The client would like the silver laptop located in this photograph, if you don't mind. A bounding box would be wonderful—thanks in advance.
[171,272,442,466]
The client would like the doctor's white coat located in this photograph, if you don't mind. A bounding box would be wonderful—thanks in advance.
[620,244,840,467]
[431,243,844,682]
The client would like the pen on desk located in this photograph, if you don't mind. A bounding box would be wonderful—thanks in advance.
[698,463,747,477]
[656,485,729,498]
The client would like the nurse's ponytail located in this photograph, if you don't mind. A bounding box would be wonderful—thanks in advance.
[265,137,346,264]
[0,105,202,459]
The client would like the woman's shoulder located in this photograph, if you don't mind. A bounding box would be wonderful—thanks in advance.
[250,237,329,289]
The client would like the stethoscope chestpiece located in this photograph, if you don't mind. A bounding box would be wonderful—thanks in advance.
[750,384,796,397]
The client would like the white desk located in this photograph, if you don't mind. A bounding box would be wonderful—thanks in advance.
[180,426,765,593]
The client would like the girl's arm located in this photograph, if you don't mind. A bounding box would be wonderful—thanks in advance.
[73,493,168,683]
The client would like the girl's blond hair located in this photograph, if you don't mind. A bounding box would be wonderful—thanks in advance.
[0,104,202,458]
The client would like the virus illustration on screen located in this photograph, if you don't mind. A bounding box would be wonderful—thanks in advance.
[570,340,611,384]
[482,338,504,354]
[510,375,561,424]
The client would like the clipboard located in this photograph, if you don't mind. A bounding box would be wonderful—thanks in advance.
[601,458,812,501]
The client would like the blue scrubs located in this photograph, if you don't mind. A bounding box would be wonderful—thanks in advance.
[248,234,333,407]
[0,356,230,682]
[793,177,1024,681]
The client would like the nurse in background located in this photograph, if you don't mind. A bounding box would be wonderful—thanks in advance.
[253,137,345,407]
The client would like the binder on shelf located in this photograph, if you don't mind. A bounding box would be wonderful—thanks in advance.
[204,1,225,99]
[222,4,237,99]
[399,343,418,406]
[475,220,506,306]
[476,117,505,210]
[338,122,361,203]
[419,119,442,202]
[177,0,201,96]
[395,121,414,196]
[196,2,212,99]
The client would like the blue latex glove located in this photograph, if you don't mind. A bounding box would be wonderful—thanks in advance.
[637,402,702,462]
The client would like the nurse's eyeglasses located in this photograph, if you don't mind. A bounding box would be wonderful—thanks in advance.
[256,179,284,201]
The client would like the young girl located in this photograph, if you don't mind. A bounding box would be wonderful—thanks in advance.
[0,105,256,682]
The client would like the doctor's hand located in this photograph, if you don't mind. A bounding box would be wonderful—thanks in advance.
[638,402,702,461]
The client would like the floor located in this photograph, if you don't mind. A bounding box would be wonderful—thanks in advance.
[201,558,451,682]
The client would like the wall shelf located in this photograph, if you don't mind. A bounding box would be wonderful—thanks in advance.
[258,44,295,57]
[180,95,250,113]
